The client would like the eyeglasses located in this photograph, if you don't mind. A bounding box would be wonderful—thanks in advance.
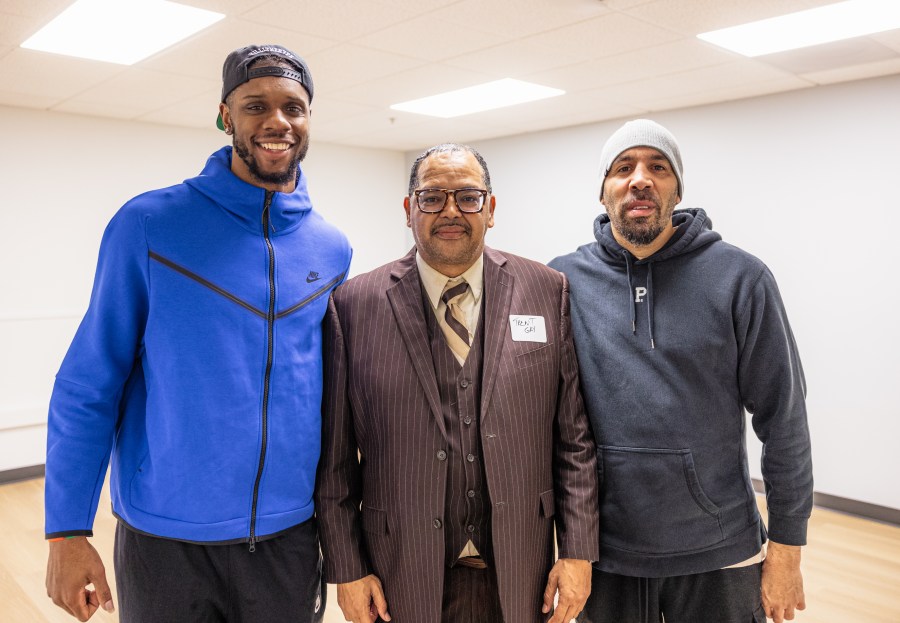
[412,188,488,214]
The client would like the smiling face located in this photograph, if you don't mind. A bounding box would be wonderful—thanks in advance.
[403,150,495,277]
[218,69,311,193]
[602,146,681,252]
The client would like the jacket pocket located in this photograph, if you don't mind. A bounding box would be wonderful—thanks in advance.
[516,343,552,369]
[362,506,388,535]
[598,445,724,554]
[539,489,555,518]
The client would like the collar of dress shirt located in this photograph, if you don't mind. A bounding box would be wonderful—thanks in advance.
[415,252,484,312]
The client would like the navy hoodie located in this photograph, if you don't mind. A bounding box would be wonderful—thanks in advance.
[45,147,352,544]
[549,208,812,577]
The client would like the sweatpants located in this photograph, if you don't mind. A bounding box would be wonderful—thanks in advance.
[579,564,765,623]
[114,518,325,623]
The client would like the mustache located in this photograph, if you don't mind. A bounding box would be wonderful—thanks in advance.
[630,189,659,203]
[431,219,471,235]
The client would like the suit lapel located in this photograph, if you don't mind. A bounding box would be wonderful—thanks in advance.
[386,248,448,440]
[480,247,512,422]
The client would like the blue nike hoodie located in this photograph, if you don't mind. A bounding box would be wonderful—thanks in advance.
[45,147,352,545]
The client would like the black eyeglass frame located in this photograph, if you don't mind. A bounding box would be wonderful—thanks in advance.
[411,188,489,214]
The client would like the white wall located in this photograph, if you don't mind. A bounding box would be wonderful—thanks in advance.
[0,106,406,471]
[453,74,900,510]
[5,73,899,512]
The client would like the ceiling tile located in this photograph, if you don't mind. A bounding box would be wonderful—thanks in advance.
[0,10,39,46]
[331,63,494,109]
[523,38,736,92]
[138,18,339,80]
[241,0,416,41]
[600,59,811,108]
[175,0,270,16]
[352,13,503,62]
[0,48,125,100]
[0,1,73,20]
[0,89,58,109]
[57,68,219,115]
[525,11,682,61]
[801,57,900,85]
[442,37,588,77]
[307,96,381,126]
[756,37,900,75]
[871,30,900,55]
[620,0,838,37]
[136,87,222,129]
[304,44,422,93]
[373,0,464,12]
[424,0,610,39]
[635,76,814,112]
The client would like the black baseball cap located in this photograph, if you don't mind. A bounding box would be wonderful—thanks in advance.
[216,44,314,131]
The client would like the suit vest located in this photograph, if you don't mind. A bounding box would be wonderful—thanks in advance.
[422,291,492,567]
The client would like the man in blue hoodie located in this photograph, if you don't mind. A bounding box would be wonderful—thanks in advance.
[44,44,351,622]
[550,119,812,623]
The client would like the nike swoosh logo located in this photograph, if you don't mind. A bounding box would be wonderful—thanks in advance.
[306,275,321,283]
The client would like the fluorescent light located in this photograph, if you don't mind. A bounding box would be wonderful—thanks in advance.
[697,0,900,57]
[21,0,224,65]
[390,78,565,118]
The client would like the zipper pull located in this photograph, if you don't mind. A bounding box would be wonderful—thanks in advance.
[248,535,257,553]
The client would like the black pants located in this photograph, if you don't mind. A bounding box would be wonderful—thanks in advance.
[114,519,325,623]
[579,564,765,623]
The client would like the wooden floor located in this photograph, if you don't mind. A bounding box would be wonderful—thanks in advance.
[2,478,898,622]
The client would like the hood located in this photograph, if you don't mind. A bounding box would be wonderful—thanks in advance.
[591,208,721,349]
[184,146,312,236]
[592,207,720,266]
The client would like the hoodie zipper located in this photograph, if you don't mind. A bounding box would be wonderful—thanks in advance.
[249,190,276,552]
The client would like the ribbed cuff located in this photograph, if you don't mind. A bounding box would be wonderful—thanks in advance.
[766,512,808,546]
[46,529,93,540]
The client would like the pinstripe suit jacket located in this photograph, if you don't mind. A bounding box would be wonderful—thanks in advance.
[316,247,599,623]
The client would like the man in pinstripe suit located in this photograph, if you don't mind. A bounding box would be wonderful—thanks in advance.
[316,144,599,623]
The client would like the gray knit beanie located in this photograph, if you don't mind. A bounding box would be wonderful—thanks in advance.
[598,119,683,201]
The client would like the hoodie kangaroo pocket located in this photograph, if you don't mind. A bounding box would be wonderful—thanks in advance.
[598,445,724,554]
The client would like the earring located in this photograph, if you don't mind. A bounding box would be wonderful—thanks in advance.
[225,126,233,135]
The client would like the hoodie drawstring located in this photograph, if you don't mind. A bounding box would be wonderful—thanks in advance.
[624,251,637,335]
[646,263,656,350]
[623,250,656,349]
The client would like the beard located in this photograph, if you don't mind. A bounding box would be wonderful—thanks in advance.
[608,189,677,246]
[233,134,309,187]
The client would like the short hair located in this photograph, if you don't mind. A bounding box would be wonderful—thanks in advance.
[407,143,492,195]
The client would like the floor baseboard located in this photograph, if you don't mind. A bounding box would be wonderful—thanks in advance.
[751,477,899,526]
[0,464,44,485]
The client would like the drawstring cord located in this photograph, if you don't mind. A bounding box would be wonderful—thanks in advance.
[624,250,656,349]
[624,251,637,334]
[647,263,655,350]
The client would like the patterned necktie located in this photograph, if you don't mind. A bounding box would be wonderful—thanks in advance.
[441,280,471,362]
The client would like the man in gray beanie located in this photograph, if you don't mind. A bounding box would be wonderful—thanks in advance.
[550,119,812,623]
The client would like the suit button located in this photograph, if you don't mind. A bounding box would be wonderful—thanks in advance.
[460,379,470,388]
[467,489,475,498]
[433,518,442,529]
[467,524,475,533]
[464,416,472,425]
[466,453,475,462]
[437,450,447,461]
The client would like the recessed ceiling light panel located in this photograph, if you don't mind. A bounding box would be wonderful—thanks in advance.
[21,0,225,65]
[697,0,900,57]
[390,78,565,118]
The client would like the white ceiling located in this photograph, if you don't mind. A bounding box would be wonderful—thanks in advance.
[2,0,899,150]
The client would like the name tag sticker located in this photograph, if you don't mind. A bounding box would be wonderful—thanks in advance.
[509,315,547,342]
